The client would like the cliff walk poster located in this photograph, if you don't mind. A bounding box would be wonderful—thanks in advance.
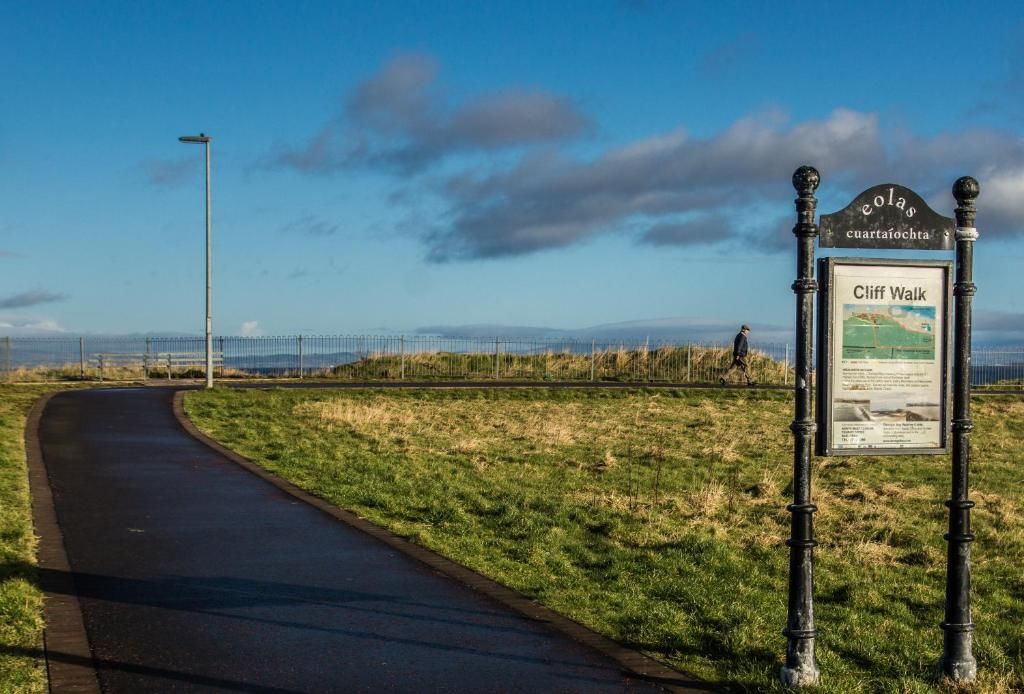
[816,258,952,456]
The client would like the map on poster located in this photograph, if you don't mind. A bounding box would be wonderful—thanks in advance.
[823,261,950,454]
[842,304,935,360]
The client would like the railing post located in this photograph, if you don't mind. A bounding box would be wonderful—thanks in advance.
[781,165,821,688]
[645,337,652,381]
[219,336,225,377]
[591,339,596,381]
[687,343,691,382]
[784,343,790,385]
[167,354,172,380]
[99,354,104,382]
[144,337,151,381]
[939,176,980,683]
[400,335,406,380]
[495,337,500,379]
[298,335,304,379]
[79,336,86,379]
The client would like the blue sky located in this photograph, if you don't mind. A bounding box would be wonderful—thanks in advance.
[1,1,1022,342]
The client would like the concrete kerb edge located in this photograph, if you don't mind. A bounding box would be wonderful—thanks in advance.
[25,391,102,694]
[171,390,710,693]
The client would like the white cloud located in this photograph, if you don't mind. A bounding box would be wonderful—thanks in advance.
[426,108,887,260]
[424,109,1024,260]
[977,165,1024,236]
[0,316,66,335]
[262,53,591,175]
[240,320,263,337]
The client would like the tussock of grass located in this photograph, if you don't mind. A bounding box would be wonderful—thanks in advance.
[185,388,1024,692]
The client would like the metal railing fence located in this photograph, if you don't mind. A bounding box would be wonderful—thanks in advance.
[0,335,1020,388]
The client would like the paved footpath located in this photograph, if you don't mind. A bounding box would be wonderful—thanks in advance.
[37,388,678,693]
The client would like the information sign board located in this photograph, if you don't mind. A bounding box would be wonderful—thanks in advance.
[819,183,955,250]
[816,257,952,456]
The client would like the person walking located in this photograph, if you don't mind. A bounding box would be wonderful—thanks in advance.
[721,324,755,386]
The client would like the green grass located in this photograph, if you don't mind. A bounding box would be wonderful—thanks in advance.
[184,387,1024,692]
[0,384,76,693]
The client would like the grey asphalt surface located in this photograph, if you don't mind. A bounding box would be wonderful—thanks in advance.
[39,387,669,693]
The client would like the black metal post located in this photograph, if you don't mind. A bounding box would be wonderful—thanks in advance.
[781,165,821,688]
[940,176,979,683]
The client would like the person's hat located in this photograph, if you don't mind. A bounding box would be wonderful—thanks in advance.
[741,324,751,331]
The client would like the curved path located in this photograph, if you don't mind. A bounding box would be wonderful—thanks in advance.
[36,387,698,693]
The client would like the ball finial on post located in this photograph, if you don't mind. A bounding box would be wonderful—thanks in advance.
[792,166,821,195]
[953,177,980,233]
[953,176,980,205]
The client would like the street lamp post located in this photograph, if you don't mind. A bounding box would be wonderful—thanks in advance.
[178,133,213,389]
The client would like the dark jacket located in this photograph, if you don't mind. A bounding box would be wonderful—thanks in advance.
[733,332,748,358]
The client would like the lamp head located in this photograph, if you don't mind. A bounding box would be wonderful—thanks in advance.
[178,133,211,144]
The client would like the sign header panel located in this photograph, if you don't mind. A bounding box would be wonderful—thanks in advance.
[819,184,955,250]
[816,257,952,456]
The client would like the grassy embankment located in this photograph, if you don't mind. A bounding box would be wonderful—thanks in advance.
[185,387,1024,693]
[0,385,74,693]
[330,345,792,383]
[4,345,792,384]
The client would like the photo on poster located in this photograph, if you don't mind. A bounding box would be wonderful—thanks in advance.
[832,393,941,422]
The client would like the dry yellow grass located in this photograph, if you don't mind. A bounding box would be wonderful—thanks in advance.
[2,363,236,382]
[291,393,1024,570]
[694,479,727,515]
[297,397,634,457]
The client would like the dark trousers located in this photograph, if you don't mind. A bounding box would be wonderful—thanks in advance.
[722,355,752,384]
